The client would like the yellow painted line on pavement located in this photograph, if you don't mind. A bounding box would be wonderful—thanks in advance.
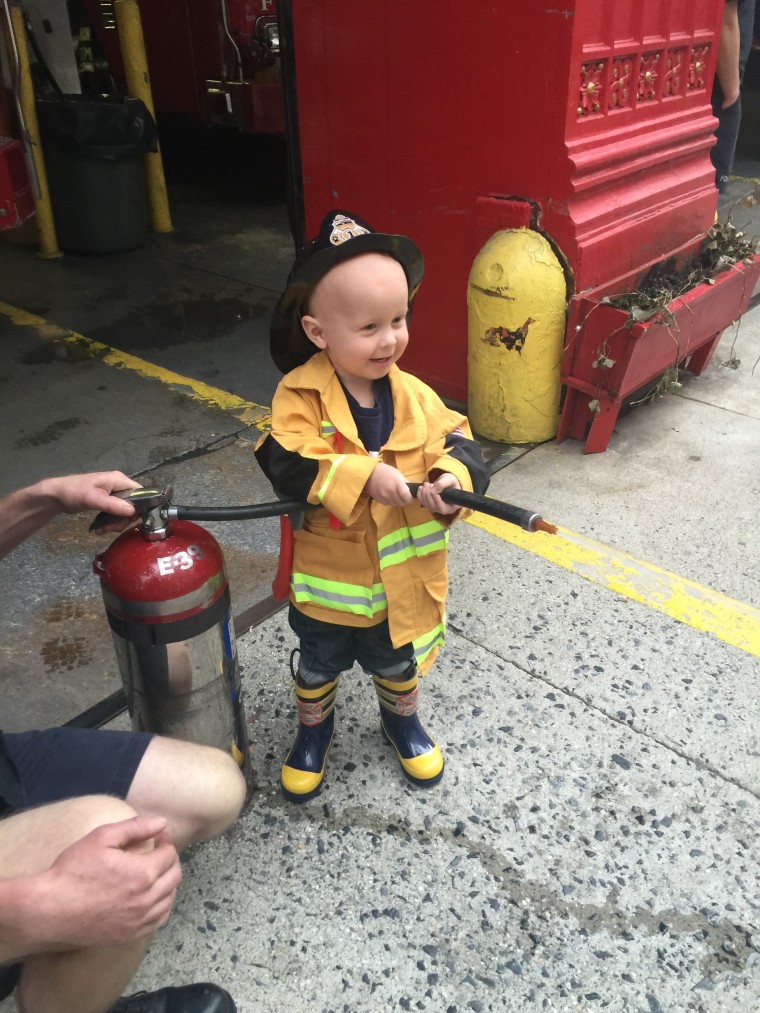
[0,301,272,429]
[5,297,756,655]
[466,512,760,659]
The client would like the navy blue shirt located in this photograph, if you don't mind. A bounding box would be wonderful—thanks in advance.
[340,375,394,454]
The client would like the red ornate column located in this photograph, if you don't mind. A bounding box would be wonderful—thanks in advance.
[290,0,758,449]
[544,0,720,292]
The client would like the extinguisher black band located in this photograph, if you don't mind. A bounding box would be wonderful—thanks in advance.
[106,588,231,645]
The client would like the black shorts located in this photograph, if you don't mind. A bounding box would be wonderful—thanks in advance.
[289,605,415,684]
[0,726,153,1000]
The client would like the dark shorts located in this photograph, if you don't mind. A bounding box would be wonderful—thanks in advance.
[2,726,154,811]
[0,727,153,1000]
[289,605,414,684]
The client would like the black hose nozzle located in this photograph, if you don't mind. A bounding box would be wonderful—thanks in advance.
[406,484,556,534]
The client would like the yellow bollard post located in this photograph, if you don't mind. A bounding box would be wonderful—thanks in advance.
[8,2,61,258]
[467,229,568,444]
[113,0,173,233]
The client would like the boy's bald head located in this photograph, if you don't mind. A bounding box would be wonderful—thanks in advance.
[305,252,407,324]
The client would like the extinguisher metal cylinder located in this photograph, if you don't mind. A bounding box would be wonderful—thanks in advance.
[94,520,253,793]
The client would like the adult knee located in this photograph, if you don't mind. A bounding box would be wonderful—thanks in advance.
[193,746,247,840]
[126,738,246,847]
[62,795,140,836]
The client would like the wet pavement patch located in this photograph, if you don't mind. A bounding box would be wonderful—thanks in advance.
[95,290,276,349]
[14,417,85,448]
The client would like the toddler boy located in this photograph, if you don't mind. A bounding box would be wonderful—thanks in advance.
[255,210,489,801]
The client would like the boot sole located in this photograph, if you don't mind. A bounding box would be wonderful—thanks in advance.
[381,723,444,787]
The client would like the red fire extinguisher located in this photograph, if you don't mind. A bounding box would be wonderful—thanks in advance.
[92,488,252,790]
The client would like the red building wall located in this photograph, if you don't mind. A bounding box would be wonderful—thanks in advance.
[292,1,722,402]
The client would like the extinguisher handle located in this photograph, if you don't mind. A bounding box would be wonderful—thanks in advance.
[89,487,170,532]
[89,510,130,533]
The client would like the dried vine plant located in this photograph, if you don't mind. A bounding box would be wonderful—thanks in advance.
[590,220,758,406]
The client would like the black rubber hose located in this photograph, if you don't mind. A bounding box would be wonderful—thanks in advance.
[64,688,127,729]
[172,489,555,533]
[171,500,314,521]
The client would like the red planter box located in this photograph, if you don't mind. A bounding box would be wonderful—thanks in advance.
[558,252,760,453]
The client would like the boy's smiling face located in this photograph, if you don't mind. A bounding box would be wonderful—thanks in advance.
[300,253,409,400]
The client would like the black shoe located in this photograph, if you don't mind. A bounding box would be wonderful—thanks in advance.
[109,983,236,1013]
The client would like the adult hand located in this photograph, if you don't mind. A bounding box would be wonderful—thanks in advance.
[0,472,142,560]
[416,472,461,516]
[366,463,413,506]
[41,472,141,517]
[29,816,181,950]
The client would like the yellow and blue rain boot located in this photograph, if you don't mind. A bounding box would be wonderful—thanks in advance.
[372,665,444,787]
[281,674,338,803]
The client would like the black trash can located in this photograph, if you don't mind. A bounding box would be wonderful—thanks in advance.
[36,95,158,254]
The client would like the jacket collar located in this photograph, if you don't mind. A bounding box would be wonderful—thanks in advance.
[283,351,428,450]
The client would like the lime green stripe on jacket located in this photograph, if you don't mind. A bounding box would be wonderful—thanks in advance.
[413,621,446,665]
[291,572,388,618]
[377,521,449,570]
[317,455,346,502]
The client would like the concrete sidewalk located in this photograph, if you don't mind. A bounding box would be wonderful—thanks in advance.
[109,318,760,1012]
[1,199,759,1009]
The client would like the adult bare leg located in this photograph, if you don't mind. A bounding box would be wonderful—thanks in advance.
[126,737,246,849]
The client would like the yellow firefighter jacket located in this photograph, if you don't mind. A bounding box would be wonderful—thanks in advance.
[254,351,489,674]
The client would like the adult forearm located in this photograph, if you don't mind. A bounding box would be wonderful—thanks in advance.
[0,481,62,561]
[0,873,57,961]
[716,2,741,105]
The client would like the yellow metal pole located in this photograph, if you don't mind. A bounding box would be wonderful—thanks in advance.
[113,0,173,233]
[467,229,567,444]
[8,2,61,258]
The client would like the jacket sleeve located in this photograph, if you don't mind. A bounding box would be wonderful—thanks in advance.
[412,377,489,498]
[254,384,377,525]
[432,418,490,497]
